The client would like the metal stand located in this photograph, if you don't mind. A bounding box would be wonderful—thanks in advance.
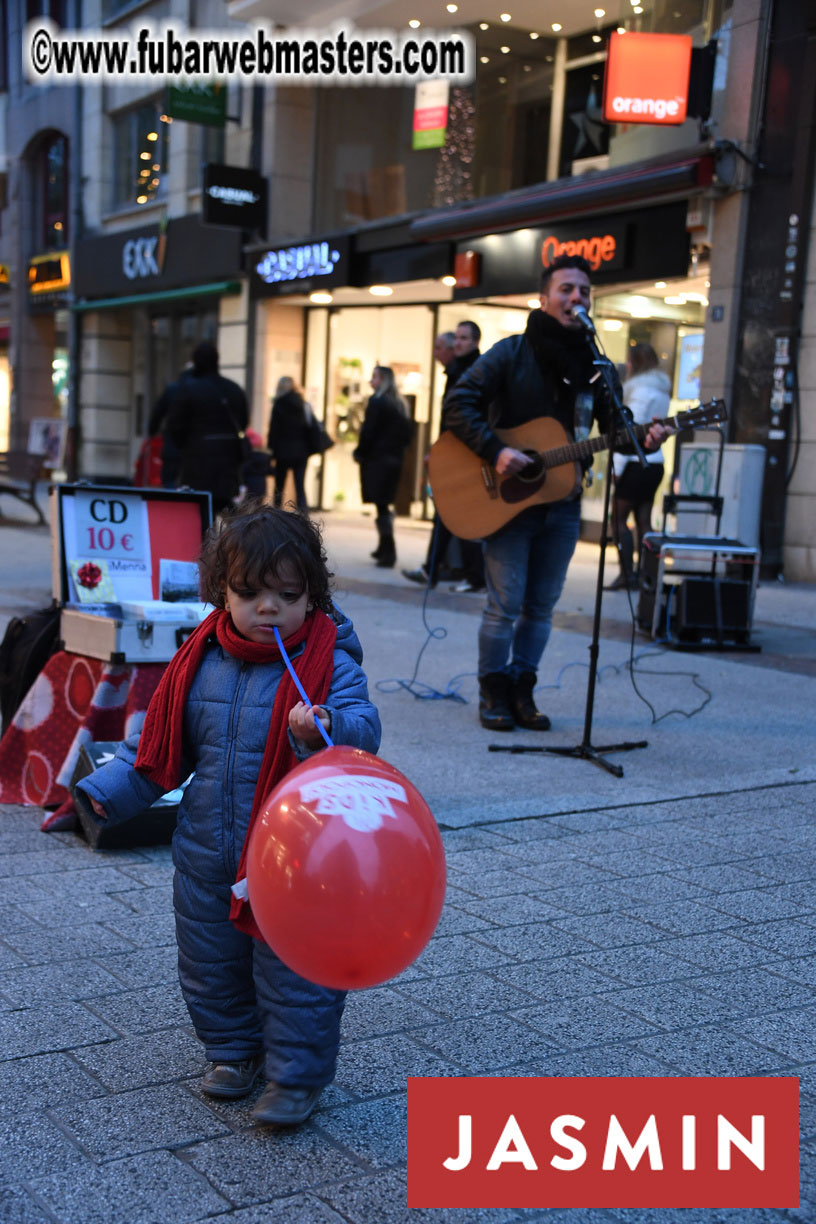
[489,322,649,778]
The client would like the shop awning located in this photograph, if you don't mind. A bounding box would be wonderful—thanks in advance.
[71,279,242,312]
[409,146,715,242]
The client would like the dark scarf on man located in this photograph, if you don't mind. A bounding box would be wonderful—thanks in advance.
[524,309,597,392]
[135,607,337,940]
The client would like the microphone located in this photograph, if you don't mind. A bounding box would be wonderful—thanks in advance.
[571,305,595,333]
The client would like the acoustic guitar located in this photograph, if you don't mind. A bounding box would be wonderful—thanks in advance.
[427,399,727,540]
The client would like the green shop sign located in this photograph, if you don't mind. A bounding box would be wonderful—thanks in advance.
[166,83,227,127]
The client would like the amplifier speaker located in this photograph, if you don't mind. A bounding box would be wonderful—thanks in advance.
[677,577,752,636]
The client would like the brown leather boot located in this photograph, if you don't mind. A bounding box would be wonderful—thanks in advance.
[478,672,515,731]
[511,671,551,730]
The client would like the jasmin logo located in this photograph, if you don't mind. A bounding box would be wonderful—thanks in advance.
[300,774,407,832]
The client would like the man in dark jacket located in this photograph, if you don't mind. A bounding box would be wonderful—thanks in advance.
[164,342,249,515]
[443,254,664,731]
[403,322,482,589]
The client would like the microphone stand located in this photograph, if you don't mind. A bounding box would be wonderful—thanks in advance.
[489,312,649,777]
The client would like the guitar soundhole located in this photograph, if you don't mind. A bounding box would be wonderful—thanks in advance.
[517,451,545,483]
[501,452,546,504]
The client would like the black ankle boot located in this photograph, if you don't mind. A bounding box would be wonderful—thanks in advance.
[478,672,515,731]
[375,535,396,568]
[511,671,551,730]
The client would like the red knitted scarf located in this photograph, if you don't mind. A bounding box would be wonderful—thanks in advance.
[135,607,337,939]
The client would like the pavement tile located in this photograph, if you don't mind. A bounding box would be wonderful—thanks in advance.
[51,1083,230,1160]
[770,957,816,990]
[394,969,539,1018]
[696,885,816,923]
[20,865,140,897]
[525,883,623,917]
[727,1009,816,1063]
[456,893,575,927]
[0,1052,102,1110]
[569,851,677,878]
[525,1045,675,1078]
[396,933,510,979]
[0,1111,90,1179]
[0,1001,117,1060]
[732,918,816,958]
[97,912,177,948]
[548,912,667,950]
[473,921,597,963]
[512,997,661,1051]
[490,956,620,1002]
[0,848,93,878]
[518,859,626,890]
[646,932,777,972]
[628,1027,792,1075]
[432,903,499,937]
[115,861,175,889]
[597,980,748,1028]
[441,828,521,852]
[665,863,780,893]
[442,869,554,899]
[314,1094,407,1169]
[100,945,180,989]
[334,1034,461,1096]
[192,1195,347,1223]
[0,1183,53,1223]
[739,853,816,885]
[479,817,571,844]
[183,1127,363,1206]
[315,1167,524,1223]
[82,984,190,1036]
[0,959,126,1007]
[576,946,701,987]
[412,1014,555,1073]
[19,894,138,927]
[620,899,743,936]
[69,1028,206,1091]
[442,847,529,876]
[341,984,443,1041]
[29,1148,230,1224]
[690,967,816,1012]
[2,923,137,963]
[111,886,174,916]
[600,874,710,906]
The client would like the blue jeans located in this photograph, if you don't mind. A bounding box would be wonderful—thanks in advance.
[479,499,582,677]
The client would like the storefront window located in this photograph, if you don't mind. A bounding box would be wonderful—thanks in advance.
[112,102,169,209]
[313,0,726,230]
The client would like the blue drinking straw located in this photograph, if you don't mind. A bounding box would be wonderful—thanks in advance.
[274,626,334,749]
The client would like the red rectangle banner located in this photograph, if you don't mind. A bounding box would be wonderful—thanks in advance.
[407,1077,799,1209]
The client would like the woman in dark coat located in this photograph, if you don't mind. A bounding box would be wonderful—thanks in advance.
[267,377,311,513]
[353,366,414,568]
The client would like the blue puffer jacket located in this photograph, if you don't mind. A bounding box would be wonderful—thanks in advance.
[76,606,381,885]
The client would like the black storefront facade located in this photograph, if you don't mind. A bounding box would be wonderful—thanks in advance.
[250,146,712,524]
[72,214,243,481]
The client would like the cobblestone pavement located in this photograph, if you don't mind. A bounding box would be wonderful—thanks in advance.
[0,782,813,1223]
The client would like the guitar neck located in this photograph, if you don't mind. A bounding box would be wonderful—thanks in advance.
[543,421,655,470]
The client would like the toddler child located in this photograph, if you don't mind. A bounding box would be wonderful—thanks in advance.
[76,502,381,1125]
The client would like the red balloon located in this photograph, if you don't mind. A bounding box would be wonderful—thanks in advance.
[246,746,446,990]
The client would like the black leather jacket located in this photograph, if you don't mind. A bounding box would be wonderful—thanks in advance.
[443,318,614,468]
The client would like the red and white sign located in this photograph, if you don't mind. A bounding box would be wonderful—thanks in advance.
[408,1077,799,1209]
[603,31,693,126]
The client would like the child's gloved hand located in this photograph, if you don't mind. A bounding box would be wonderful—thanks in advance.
[288,701,331,751]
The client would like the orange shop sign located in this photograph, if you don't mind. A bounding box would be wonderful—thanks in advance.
[603,31,692,126]
[542,232,617,273]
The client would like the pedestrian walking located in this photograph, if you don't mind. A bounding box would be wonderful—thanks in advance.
[606,343,669,591]
[75,502,381,1126]
[267,376,312,513]
[353,365,414,569]
[444,254,667,731]
[164,342,249,516]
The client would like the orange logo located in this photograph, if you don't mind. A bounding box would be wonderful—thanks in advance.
[603,31,692,126]
[541,233,616,272]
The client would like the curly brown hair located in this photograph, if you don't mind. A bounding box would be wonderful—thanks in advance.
[198,499,334,613]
